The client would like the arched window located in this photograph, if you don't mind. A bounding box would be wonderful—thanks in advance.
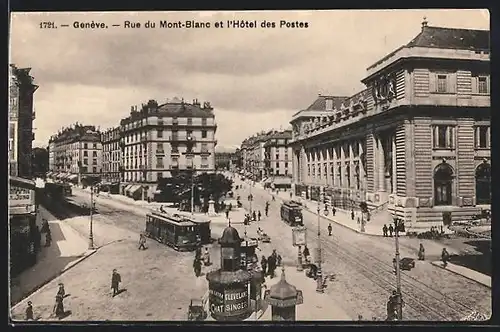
[476,162,491,205]
[434,163,454,206]
[355,165,360,190]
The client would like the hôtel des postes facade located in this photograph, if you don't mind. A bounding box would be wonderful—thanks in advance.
[119,97,217,200]
[290,20,490,231]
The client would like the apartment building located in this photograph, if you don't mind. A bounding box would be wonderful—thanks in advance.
[101,126,122,184]
[290,20,490,231]
[9,64,38,178]
[48,124,103,183]
[119,97,217,199]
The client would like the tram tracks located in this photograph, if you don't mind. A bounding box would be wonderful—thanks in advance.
[236,186,489,321]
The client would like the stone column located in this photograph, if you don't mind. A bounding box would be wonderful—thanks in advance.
[378,136,386,192]
[349,142,355,189]
[392,134,397,194]
[340,144,345,188]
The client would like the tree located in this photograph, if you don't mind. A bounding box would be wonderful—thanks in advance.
[157,171,233,211]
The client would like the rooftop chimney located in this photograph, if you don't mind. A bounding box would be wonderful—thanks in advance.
[422,16,428,29]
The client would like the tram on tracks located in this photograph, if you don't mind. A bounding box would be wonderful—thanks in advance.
[280,200,303,226]
[145,211,210,251]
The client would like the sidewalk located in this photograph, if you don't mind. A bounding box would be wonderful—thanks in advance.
[10,206,93,306]
[430,261,491,288]
[263,267,351,320]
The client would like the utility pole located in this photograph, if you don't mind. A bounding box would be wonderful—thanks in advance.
[394,217,403,320]
[191,157,195,215]
[88,185,95,250]
[316,200,324,293]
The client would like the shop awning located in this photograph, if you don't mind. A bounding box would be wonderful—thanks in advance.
[272,177,292,186]
[130,185,142,194]
[46,172,53,177]
[264,178,272,184]
[124,184,133,192]
[68,174,78,181]
[55,173,64,179]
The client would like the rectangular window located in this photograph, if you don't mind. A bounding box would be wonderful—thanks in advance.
[202,130,207,138]
[157,142,164,151]
[202,118,207,126]
[93,143,97,149]
[475,126,489,148]
[84,151,88,157]
[93,151,97,157]
[437,75,447,93]
[478,76,488,94]
[284,162,288,168]
[156,157,164,168]
[307,165,311,177]
[433,125,454,149]
[276,162,280,169]
[93,159,97,165]
[84,143,88,149]
[284,169,288,176]
[201,143,208,152]
[93,167,97,173]
[187,118,193,125]
[157,129,163,138]
[157,172,163,180]
[84,158,88,165]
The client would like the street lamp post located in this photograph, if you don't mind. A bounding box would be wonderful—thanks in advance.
[393,217,403,320]
[316,202,324,293]
[88,185,95,250]
[191,157,195,215]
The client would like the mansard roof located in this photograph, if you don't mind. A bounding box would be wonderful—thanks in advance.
[407,26,490,51]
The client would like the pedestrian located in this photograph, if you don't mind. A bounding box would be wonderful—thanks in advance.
[261,255,268,276]
[303,245,310,264]
[228,202,232,211]
[53,294,65,319]
[387,290,398,320]
[332,206,336,216]
[252,211,256,222]
[328,223,333,236]
[388,224,394,237]
[195,247,202,261]
[45,231,52,247]
[382,224,388,237]
[289,192,293,199]
[225,209,229,219]
[351,209,355,220]
[257,210,261,221]
[138,233,147,250]
[193,257,202,277]
[111,269,121,297]
[57,283,65,298]
[267,254,276,278]
[203,247,211,266]
[418,243,425,261]
[441,248,450,268]
[25,301,34,321]
[272,195,275,201]
[265,205,269,217]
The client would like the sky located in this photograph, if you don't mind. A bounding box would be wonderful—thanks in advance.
[10,9,489,151]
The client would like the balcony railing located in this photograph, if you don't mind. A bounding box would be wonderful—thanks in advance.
[169,135,196,142]
[156,149,165,156]
[171,149,180,155]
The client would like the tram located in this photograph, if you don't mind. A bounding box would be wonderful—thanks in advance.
[145,212,202,251]
[280,201,303,226]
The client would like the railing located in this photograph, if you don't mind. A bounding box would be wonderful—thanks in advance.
[155,149,165,155]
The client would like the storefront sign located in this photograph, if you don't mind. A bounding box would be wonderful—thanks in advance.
[209,285,249,318]
[292,226,307,247]
[9,186,35,213]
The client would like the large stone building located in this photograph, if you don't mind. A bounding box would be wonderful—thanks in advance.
[48,124,103,183]
[101,126,122,184]
[119,98,217,199]
[290,20,490,231]
[9,64,38,178]
[240,129,293,187]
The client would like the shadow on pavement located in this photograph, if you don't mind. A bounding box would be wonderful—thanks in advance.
[449,239,492,276]
[10,222,85,306]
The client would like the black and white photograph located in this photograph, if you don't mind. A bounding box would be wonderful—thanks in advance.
[8,9,491,322]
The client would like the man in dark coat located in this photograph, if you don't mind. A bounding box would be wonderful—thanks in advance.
[225,209,230,219]
[267,254,276,278]
[25,301,34,320]
[328,223,333,236]
[53,294,65,319]
[332,207,336,216]
[252,211,257,222]
[418,243,425,260]
[193,257,202,277]
[111,269,121,297]
[303,245,310,264]
[388,224,394,237]
[138,233,147,250]
[261,255,267,276]
[257,210,261,221]
[382,224,388,237]
[351,210,355,220]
